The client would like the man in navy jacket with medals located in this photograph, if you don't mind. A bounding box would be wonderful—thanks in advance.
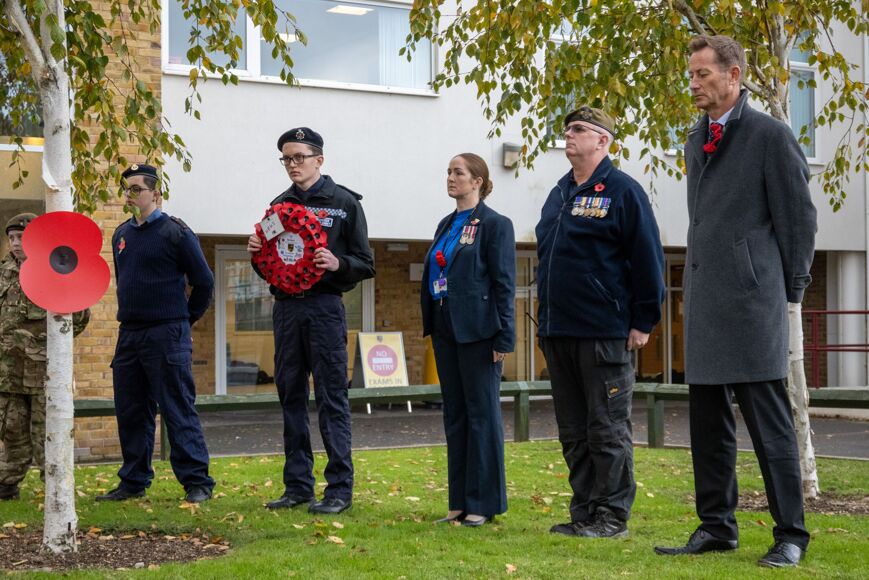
[248,128,374,514]
[100,163,215,503]
[537,106,665,538]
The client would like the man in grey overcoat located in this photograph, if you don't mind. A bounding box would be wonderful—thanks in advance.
[654,35,817,568]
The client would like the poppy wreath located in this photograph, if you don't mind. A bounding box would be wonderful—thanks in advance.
[252,202,328,294]
[19,212,110,313]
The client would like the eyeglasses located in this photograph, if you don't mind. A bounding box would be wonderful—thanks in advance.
[279,153,319,166]
[123,186,153,195]
[564,123,603,136]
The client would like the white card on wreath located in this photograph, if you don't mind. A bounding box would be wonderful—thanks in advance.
[260,213,285,242]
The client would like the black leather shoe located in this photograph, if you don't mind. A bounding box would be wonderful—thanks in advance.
[0,484,20,500]
[655,528,738,555]
[95,487,146,501]
[266,493,314,510]
[185,486,213,503]
[309,497,352,514]
[461,515,493,527]
[758,541,804,568]
[434,512,465,524]
[550,521,589,536]
[577,510,628,538]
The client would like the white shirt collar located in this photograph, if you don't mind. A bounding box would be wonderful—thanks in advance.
[709,106,735,127]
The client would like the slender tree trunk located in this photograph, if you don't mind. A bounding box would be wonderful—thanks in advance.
[787,302,820,499]
[39,60,78,553]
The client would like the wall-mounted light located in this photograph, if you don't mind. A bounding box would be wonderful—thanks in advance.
[502,143,521,169]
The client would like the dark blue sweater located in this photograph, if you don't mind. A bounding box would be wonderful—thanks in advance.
[536,157,665,338]
[112,213,214,328]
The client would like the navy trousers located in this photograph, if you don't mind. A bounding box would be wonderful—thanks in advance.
[111,321,213,492]
[541,337,636,523]
[689,380,810,549]
[273,294,352,501]
[431,299,507,517]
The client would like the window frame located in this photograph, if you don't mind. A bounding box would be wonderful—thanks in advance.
[788,55,819,165]
[162,0,438,98]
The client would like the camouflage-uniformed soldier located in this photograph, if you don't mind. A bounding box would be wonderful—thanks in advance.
[0,213,90,500]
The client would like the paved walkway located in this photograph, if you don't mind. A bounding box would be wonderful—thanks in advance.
[201,398,869,460]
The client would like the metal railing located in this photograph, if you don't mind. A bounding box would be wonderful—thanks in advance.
[803,310,869,388]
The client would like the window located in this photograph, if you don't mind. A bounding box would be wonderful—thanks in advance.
[789,40,816,158]
[261,0,431,89]
[165,0,433,93]
[215,247,368,394]
[167,1,247,68]
[0,54,42,148]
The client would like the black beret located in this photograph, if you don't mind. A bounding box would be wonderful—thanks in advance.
[277,127,324,151]
[121,163,159,181]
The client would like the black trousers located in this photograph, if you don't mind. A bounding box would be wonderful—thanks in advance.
[431,299,507,516]
[112,321,213,492]
[541,337,636,523]
[689,380,810,549]
[273,295,352,501]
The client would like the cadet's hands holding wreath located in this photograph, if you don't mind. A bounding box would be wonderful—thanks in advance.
[247,233,262,253]
[314,247,339,271]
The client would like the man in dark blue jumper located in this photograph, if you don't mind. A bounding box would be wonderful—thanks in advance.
[247,128,374,514]
[537,106,665,538]
[98,163,215,503]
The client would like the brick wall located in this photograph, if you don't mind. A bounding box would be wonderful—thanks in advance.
[73,6,164,461]
[371,241,430,385]
[802,251,828,387]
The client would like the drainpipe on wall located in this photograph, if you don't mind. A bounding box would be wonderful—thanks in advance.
[864,33,869,387]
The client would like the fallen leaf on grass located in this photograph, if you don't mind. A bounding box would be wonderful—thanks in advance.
[756,520,767,527]
[646,493,655,498]
[76,490,86,498]
[13,523,27,529]
[406,497,420,502]
[506,564,517,574]
[332,522,344,529]
[98,535,115,541]
[292,524,305,529]
[326,535,345,545]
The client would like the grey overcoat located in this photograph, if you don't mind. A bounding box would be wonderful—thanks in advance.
[683,90,817,385]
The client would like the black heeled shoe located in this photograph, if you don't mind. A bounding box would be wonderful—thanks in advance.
[461,515,493,527]
[434,511,466,524]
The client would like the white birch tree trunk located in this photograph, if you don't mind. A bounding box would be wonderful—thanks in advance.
[4,0,80,552]
[787,302,820,499]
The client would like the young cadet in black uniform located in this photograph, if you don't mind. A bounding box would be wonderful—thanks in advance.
[247,128,374,514]
[537,107,665,538]
[98,163,215,503]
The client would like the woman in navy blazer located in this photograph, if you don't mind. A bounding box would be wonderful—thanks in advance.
[421,153,516,526]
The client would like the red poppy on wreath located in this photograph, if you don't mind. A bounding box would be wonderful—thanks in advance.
[594,183,606,193]
[19,212,110,313]
[252,202,328,295]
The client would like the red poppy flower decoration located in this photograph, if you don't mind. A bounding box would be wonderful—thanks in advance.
[20,212,110,313]
[435,250,447,269]
[703,122,723,154]
[252,202,328,294]
[594,183,606,193]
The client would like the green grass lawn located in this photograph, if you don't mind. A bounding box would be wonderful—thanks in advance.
[3,442,868,579]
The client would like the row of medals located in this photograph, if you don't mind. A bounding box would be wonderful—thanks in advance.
[571,196,611,218]
[460,225,478,245]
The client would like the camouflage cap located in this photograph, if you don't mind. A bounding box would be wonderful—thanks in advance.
[564,105,616,137]
[5,212,37,234]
